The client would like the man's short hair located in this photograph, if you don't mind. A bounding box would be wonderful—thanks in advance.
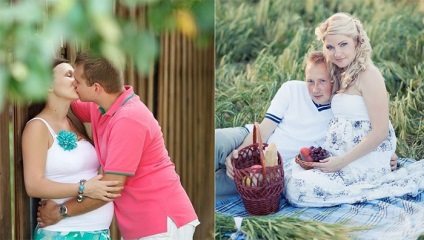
[305,51,326,66]
[75,52,124,93]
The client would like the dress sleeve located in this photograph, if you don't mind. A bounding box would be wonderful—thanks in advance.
[264,82,291,124]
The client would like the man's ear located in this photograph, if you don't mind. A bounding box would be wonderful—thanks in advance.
[93,83,103,94]
[47,85,53,93]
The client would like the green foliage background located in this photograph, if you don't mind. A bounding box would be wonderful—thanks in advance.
[215,0,424,160]
[0,0,213,110]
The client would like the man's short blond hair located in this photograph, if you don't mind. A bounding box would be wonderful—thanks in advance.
[304,51,326,67]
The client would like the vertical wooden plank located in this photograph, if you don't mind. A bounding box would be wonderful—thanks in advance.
[159,33,169,142]
[195,43,201,200]
[147,63,155,113]
[196,45,204,238]
[136,4,146,28]
[187,42,215,240]
[189,39,195,199]
[194,41,207,240]
[174,33,182,182]
[133,5,154,111]
[126,6,136,89]
[126,58,136,88]
[0,104,12,239]
[181,35,188,197]
[13,103,31,240]
[204,44,216,239]
[209,44,215,238]
[168,32,176,169]
[174,34,182,176]
[3,0,16,237]
[143,8,155,112]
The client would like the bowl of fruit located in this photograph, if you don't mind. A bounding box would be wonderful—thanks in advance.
[295,146,330,170]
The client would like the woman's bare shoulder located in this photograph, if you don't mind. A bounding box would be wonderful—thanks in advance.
[357,65,386,94]
[361,65,382,77]
[22,117,50,139]
[358,65,384,84]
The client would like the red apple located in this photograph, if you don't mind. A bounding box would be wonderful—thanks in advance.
[300,147,314,162]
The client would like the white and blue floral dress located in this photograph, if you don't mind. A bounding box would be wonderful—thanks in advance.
[284,94,424,207]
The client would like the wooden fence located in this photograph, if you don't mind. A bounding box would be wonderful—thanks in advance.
[0,3,215,240]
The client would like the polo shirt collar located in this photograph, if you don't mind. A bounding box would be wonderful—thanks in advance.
[312,100,331,112]
[99,85,135,116]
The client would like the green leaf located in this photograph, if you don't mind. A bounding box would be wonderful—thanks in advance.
[147,1,177,33]
[123,30,158,74]
[191,0,214,33]
[92,15,122,44]
[0,1,43,24]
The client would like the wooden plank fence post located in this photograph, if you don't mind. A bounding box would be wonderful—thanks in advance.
[0,104,12,239]
[13,103,31,240]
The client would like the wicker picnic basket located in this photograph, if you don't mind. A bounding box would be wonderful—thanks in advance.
[295,154,314,170]
[232,123,284,216]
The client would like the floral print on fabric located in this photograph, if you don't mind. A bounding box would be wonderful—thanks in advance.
[284,94,403,207]
[34,227,111,240]
[327,118,395,154]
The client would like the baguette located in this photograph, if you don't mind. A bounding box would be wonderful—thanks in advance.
[264,143,278,167]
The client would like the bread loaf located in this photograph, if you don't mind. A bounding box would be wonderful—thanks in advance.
[264,143,278,167]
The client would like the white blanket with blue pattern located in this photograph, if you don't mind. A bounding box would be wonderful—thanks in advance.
[216,158,424,240]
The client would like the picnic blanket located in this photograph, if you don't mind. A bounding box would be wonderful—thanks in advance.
[216,158,424,240]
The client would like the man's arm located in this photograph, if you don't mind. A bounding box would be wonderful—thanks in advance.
[238,118,278,150]
[37,174,127,227]
[225,119,278,179]
[71,100,91,122]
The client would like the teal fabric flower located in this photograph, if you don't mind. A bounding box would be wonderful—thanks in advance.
[57,130,77,151]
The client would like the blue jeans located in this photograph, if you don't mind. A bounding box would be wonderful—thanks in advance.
[215,127,249,202]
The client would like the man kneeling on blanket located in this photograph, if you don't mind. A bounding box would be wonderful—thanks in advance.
[215,51,398,202]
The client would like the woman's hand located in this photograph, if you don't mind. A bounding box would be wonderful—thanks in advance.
[313,156,348,173]
[225,150,238,180]
[390,153,398,171]
[83,175,123,201]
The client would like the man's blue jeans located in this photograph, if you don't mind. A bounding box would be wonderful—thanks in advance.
[215,127,249,202]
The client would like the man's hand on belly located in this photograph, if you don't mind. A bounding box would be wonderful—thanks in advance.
[37,200,62,228]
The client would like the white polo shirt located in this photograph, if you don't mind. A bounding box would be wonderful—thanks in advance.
[246,81,333,161]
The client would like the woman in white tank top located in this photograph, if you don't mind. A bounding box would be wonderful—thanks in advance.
[22,58,122,240]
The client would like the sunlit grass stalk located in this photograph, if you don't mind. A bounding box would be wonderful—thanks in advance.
[215,213,368,240]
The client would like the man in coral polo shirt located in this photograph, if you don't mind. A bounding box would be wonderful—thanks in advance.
[38,52,199,239]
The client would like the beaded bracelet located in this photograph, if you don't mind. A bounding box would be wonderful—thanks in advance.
[77,179,86,203]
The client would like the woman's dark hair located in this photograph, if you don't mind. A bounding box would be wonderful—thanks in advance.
[24,57,93,145]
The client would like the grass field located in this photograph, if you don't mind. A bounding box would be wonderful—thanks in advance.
[215,0,424,160]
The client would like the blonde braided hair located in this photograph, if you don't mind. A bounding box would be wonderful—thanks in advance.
[315,13,373,93]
